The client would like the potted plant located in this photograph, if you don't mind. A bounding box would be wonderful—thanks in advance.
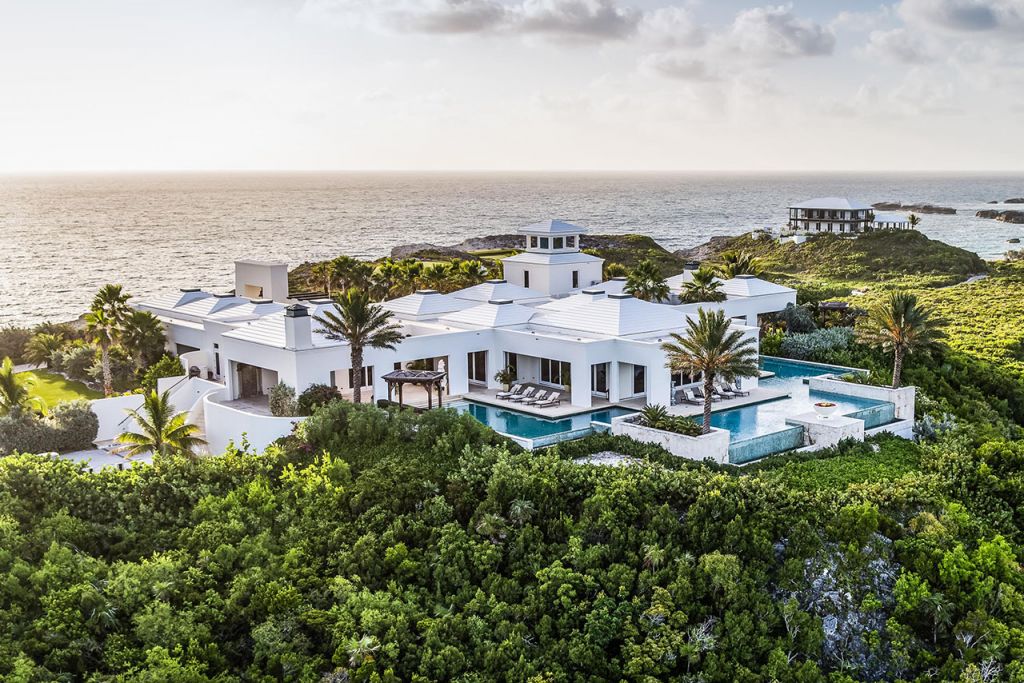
[494,366,517,391]
[813,400,838,419]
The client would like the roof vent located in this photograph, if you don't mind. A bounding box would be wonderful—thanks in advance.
[581,289,604,295]
[684,261,701,270]
[608,293,633,300]
[488,299,513,305]
[416,289,439,295]
[610,276,628,282]
[486,279,507,284]
[214,293,236,298]
[285,304,309,317]
[250,299,273,305]
[736,274,756,279]
[179,287,201,293]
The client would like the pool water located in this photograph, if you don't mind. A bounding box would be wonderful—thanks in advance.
[449,400,636,442]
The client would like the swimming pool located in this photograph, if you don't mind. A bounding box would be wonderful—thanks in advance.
[449,400,637,447]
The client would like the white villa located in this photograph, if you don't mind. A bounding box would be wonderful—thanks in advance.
[786,197,911,236]
[95,219,913,464]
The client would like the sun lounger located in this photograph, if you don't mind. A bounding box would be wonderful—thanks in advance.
[682,389,702,405]
[536,392,561,408]
[497,384,522,400]
[694,387,721,402]
[727,381,750,397]
[715,383,737,399]
[521,390,549,406]
[509,387,535,403]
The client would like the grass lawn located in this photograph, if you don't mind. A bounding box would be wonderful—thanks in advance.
[22,369,103,409]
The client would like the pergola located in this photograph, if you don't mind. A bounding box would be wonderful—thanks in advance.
[382,369,447,409]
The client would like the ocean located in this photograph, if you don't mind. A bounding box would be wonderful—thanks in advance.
[2,171,1022,327]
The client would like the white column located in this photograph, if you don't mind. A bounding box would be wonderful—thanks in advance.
[569,361,592,408]
[449,353,470,396]
[608,361,621,403]
[647,365,672,407]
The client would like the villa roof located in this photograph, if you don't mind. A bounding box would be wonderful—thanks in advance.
[538,290,608,311]
[665,270,724,291]
[720,275,795,298]
[534,294,687,336]
[789,197,872,210]
[872,212,909,223]
[206,300,285,322]
[221,312,341,348]
[382,290,475,318]
[501,251,604,266]
[438,300,537,327]
[450,280,549,304]
[518,219,587,235]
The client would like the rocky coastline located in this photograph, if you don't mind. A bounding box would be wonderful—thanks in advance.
[976,209,1024,224]
[871,202,956,214]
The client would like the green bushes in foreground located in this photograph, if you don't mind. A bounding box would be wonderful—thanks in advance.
[0,400,98,455]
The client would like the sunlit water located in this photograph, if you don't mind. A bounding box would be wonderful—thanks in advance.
[2,171,1022,326]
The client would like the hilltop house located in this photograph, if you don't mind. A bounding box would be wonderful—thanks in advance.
[785,197,911,237]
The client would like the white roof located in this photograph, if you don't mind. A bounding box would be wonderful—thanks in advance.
[382,290,475,318]
[222,312,341,348]
[538,290,608,311]
[534,294,687,336]
[519,219,587,235]
[451,280,549,303]
[872,212,909,223]
[664,270,726,291]
[789,197,872,210]
[206,300,285,322]
[438,301,537,328]
[501,251,603,266]
[720,275,796,298]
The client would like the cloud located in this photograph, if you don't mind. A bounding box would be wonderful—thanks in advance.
[388,0,507,34]
[899,0,1024,35]
[514,0,641,41]
[863,27,934,63]
[640,52,717,81]
[638,6,705,47]
[726,4,836,59]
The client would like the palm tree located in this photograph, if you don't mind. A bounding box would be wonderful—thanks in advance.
[858,292,942,389]
[679,267,727,304]
[717,251,763,278]
[908,213,921,229]
[24,332,64,368]
[0,357,44,416]
[85,309,119,396]
[332,255,373,292]
[625,259,670,302]
[115,389,206,458]
[91,284,130,322]
[309,261,337,296]
[120,310,166,370]
[314,288,406,404]
[661,308,759,434]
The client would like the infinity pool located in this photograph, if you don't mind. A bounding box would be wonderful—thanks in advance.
[449,400,636,446]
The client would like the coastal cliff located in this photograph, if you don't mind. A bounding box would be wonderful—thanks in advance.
[872,202,956,214]
[977,209,1024,224]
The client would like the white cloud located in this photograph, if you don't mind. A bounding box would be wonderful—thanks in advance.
[638,6,704,47]
[640,52,717,81]
[863,27,934,63]
[515,0,641,41]
[899,0,1024,36]
[725,4,836,59]
[388,0,507,34]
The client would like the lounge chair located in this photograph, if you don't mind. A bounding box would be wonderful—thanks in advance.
[509,387,536,403]
[521,390,549,406]
[536,392,562,408]
[694,387,721,402]
[727,381,750,397]
[714,383,737,399]
[497,384,522,400]
[681,389,702,405]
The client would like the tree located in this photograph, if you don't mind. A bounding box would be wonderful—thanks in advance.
[85,309,119,396]
[624,259,669,302]
[314,288,406,404]
[604,262,628,279]
[717,251,763,278]
[115,389,205,458]
[908,213,921,229]
[679,267,726,304]
[661,308,759,433]
[0,357,44,416]
[91,284,131,322]
[24,333,65,368]
[858,292,942,389]
[120,310,166,370]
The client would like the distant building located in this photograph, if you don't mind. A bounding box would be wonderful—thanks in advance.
[786,197,910,236]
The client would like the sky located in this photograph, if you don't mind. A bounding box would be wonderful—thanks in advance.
[1,0,1022,172]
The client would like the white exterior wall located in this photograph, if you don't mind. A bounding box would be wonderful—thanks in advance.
[501,260,603,297]
[807,377,916,420]
[204,391,305,454]
[91,394,145,442]
[234,261,289,301]
[612,415,731,464]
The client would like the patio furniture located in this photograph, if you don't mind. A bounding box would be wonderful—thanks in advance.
[497,384,523,400]
[727,381,750,397]
[681,389,702,405]
[536,392,562,408]
[715,383,737,399]
[694,386,721,402]
[509,387,536,403]
[521,390,549,406]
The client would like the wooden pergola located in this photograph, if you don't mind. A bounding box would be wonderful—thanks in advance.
[382,369,447,409]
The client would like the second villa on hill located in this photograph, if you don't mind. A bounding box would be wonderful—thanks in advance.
[133,220,797,449]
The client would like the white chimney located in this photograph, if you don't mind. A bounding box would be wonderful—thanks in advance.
[284,304,312,350]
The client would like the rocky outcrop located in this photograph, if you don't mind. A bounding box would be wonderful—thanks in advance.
[872,202,956,214]
[673,235,740,261]
[1005,197,1024,204]
[977,209,1024,224]
[389,243,476,260]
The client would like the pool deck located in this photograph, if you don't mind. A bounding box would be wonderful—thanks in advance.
[463,386,645,418]
[666,386,790,418]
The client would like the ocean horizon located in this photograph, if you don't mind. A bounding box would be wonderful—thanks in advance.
[4,170,1023,327]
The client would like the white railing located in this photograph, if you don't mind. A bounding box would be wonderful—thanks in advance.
[203,390,306,455]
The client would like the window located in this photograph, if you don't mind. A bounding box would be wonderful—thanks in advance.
[523,270,530,288]
[553,237,564,249]
[591,363,608,393]
[530,236,538,248]
[504,352,518,377]
[539,237,549,249]
[571,270,579,289]
[467,351,487,383]
[566,236,576,248]
[540,358,571,385]
[348,366,373,388]
[214,353,220,376]
[633,365,646,395]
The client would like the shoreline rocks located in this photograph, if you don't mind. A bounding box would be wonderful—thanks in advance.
[872,202,956,214]
[977,209,1024,224]
[1005,197,1024,204]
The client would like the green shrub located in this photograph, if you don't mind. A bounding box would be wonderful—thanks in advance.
[637,404,702,436]
[0,400,98,455]
[140,354,185,392]
[88,345,136,392]
[779,327,855,361]
[268,382,298,417]
[0,326,32,365]
[297,383,342,416]
[60,343,97,381]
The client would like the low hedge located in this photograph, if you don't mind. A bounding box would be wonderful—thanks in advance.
[0,400,99,455]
